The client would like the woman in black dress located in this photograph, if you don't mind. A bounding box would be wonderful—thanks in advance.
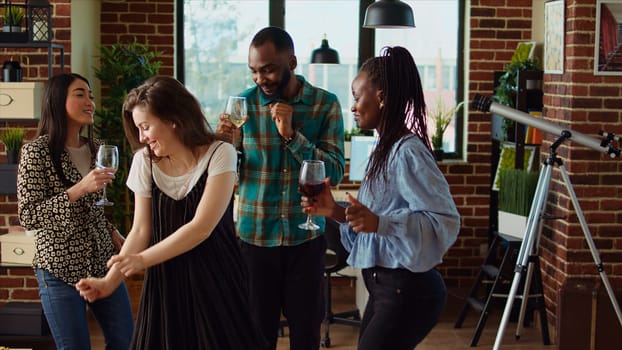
[76,76,266,350]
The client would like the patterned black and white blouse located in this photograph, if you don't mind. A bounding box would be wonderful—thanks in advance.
[17,135,117,285]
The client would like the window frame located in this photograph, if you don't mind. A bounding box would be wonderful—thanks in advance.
[175,0,465,160]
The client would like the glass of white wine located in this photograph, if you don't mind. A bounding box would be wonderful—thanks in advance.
[225,96,248,147]
[95,145,119,206]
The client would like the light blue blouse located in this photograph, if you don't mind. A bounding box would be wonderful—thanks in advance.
[340,134,460,273]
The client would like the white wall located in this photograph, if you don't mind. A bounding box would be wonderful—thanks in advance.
[70,0,101,100]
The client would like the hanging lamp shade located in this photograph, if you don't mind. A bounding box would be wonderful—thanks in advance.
[311,36,340,64]
[363,0,415,29]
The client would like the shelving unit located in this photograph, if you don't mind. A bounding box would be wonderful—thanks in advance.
[489,70,543,239]
[0,42,64,78]
[454,70,548,346]
[1,1,63,79]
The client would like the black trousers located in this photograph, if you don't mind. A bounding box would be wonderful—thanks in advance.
[239,236,326,350]
[358,266,447,350]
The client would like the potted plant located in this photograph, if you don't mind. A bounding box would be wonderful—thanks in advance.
[0,127,25,164]
[428,98,464,161]
[498,168,538,238]
[1,5,25,32]
[493,58,541,140]
[93,39,162,233]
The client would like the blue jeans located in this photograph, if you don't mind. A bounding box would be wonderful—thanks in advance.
[36,268,134,350]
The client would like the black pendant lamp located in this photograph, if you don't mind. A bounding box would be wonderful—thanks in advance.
[311,35,340,64]
[363,0,416,29]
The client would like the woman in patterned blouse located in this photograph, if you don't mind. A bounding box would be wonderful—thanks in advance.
[17,73,134,350]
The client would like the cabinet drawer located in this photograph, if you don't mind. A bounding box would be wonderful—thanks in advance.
[0,232,35,265]
[0,82,44,119]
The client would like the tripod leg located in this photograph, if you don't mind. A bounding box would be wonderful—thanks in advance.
[515,256,535,340]
[493,163,553,350]
[516,219,545,339]
[558,164,622,326]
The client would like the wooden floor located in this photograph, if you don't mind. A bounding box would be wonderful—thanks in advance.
[89,283,554,349]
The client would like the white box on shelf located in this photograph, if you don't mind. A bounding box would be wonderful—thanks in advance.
[0,82,45,119]
[498,211,527,239]
[0,231,35,265]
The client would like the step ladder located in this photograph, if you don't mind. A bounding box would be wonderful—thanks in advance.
[454,232,551,346]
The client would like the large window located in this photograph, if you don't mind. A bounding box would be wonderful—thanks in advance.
[179,0,465,158]
[375,0,463,154]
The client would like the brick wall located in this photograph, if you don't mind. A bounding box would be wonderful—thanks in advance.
[449,0,536,288]
[466,0,622,330]
[2,0,621,333]
[538,0,622,323]
[100,0,175,76]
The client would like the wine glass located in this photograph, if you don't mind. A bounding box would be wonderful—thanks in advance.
[298,160,326,230]
[225,96,248,147]
[95,145,119,206]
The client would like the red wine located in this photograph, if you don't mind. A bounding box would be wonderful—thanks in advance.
[299,182,325,197]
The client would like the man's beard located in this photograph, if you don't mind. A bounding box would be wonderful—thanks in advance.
[261,68,292,102]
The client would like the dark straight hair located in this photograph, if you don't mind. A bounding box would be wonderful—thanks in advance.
[37,73,95,187]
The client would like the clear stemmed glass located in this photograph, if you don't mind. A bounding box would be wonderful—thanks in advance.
[298,160,326,230]
[95,145,119,206]
[225,96,248,147]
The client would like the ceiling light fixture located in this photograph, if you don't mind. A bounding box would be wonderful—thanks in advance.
[363,0,416,29]
[310,35,340,64]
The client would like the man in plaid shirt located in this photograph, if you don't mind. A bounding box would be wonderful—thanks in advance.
[217,26,345,349]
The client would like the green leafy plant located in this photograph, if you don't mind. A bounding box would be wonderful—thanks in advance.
[498,168,538,217]
[344,127,371,142]
[429,98,464,150]
[1,5,24,27]
[0,127,25,152]
[93,39,162,233]
[493,58,541,136]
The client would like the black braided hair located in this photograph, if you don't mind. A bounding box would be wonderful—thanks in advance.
[359,46,430,185]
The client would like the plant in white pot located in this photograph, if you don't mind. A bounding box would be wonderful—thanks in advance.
[498,168,538,239]
[428,98,463,161]
[1,5,25,32]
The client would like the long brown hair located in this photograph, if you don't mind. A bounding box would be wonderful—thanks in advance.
[359,46,430,185]
[122,76,222,161]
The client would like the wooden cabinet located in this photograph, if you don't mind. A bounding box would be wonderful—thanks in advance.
[0,43,63,121]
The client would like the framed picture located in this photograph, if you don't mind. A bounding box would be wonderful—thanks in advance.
[511,41,536,63]
[544,0,564,74]
[594,0,622,75]
[492,142,537,191]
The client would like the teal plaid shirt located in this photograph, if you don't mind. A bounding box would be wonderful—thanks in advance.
[236,75,345,247]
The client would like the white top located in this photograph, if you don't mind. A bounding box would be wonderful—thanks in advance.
[127,142,237,200]
[66,143,92,177]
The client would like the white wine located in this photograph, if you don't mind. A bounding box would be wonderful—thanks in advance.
[229,118,246,128]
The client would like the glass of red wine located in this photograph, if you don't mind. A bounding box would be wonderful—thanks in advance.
[298,160,326,230]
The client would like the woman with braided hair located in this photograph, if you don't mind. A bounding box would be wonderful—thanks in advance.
[301,46,460,349]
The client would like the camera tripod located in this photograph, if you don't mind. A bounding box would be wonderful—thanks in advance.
[493,131,622,350]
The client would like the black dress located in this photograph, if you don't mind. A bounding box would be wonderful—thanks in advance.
[130,151,267,350]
